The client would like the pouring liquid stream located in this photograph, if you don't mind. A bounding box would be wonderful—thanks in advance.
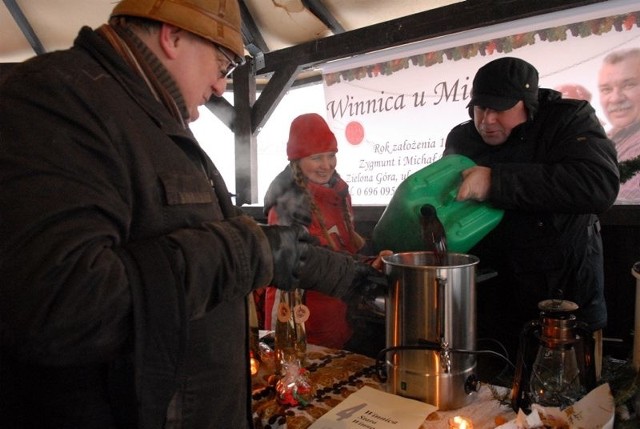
[420,204,448,265]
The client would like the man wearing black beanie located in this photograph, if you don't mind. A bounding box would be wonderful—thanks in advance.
[444,57,619,379]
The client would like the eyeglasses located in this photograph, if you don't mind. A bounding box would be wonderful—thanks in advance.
[215,44,240,79]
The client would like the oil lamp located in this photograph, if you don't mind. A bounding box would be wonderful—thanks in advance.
[510,299,596,411]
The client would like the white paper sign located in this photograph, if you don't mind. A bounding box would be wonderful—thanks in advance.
[497,383,615,429]
[308,386,437,429]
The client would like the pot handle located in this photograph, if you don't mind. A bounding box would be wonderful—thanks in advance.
[436,276,452,372]
[436,276,447,342]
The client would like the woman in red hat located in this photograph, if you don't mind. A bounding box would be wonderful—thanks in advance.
[259,113,389,351]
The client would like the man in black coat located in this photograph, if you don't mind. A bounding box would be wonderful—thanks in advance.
[444,57,619,371]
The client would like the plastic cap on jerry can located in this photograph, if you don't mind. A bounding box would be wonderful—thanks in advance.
[372,154,504,253]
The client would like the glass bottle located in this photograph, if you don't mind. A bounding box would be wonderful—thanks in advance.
[420,203,448,265]
[274,289,308,375]
[247,294,261,376]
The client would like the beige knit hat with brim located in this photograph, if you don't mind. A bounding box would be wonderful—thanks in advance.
[111,0,244,62]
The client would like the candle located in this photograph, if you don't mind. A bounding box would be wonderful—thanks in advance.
[250,350,260,376]
[449,415,473,429]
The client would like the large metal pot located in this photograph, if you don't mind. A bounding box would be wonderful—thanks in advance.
[382,251,479,410]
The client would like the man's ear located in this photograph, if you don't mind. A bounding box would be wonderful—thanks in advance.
[468,106,474,119]
[158,23,182,60]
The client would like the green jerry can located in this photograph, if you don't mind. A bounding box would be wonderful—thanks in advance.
[372,154,504,253]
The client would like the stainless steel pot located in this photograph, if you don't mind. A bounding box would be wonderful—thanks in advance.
[382,251,479,410]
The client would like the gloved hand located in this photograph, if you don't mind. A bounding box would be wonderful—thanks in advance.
[260,224,311,291]
[351,261,388,299]
[344,261,388,320]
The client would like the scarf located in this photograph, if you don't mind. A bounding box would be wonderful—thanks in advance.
[97,22,189,128]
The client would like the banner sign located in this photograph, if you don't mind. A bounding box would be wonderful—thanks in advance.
[322,0,640,205]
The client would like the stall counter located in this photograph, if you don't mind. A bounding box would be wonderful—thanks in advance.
[251,344,515,429]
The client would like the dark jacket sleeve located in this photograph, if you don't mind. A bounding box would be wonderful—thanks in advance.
[297,244,356,299]
[445,97,619,214]
[116,215,273,429]
[491,99,618,213]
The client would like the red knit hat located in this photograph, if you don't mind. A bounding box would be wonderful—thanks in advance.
[286,113,338,161]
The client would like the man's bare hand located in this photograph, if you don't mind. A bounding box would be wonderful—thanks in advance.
[457,166,492,201]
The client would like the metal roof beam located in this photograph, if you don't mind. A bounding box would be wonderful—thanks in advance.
[238,0,269,57]
[2,0,46,56]
[302,0,345,34]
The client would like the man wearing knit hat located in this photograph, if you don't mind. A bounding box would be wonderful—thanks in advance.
[260,113,390,355]
[0,2,384,428]
[443,57,619,380]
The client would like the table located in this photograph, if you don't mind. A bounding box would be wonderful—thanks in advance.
[251,344,516,429]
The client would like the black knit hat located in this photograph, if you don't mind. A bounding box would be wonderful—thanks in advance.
[467,57,539,112]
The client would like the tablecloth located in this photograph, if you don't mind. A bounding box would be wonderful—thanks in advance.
[251,344,515,429]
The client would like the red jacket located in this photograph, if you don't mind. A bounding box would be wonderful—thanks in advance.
[262,167,360,349]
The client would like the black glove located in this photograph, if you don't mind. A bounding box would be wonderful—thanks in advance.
[260,224,311,291]
[345,262,388,320]
[351,262,388,299]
